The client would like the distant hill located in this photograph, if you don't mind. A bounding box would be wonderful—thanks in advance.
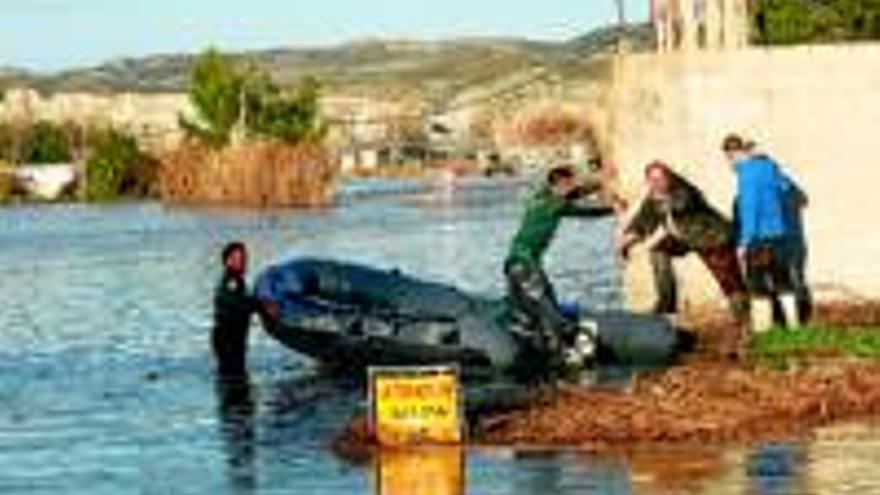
[0,24,652,98]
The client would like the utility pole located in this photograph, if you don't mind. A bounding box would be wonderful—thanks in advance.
[605,0,629,202]
[615,0,627,27]
[614,0,628,54]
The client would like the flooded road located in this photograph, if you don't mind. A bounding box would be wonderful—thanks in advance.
[0,179,878,494]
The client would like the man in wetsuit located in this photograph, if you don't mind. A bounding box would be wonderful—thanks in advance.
[213,241,257,378]
[504,165,614,363]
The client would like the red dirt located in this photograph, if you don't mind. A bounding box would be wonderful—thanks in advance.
[475,361,880,446]
[476,301,880,447]
[813,301,880,327]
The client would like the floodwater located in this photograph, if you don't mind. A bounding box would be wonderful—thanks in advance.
[1,178,878,495]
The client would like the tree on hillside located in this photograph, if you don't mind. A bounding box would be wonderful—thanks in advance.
[22,121,72,163]
[181,49,326,148]
[180,48,243,148]
[243,70,326,144]
[754,0,880,44]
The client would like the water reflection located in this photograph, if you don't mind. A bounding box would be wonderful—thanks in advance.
[215,376,258,494]
[621,446,733,495]
[375,446,465,495]
[513,451,570,495]
[746,442,807,495]
[514,450,632,495]
[807,422,880,494]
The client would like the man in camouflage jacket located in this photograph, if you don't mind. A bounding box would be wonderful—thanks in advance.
[617,161,750,331]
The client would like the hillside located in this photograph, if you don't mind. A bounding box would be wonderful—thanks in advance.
[0,24,652,100]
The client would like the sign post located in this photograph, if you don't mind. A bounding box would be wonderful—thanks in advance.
[368,365,463,446]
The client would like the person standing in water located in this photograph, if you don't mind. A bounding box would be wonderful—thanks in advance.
[505,165,614,363]
[213,241,257,378]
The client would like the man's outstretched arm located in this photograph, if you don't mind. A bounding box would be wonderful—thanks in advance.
[561,185,617,217]
[563,202,616,217]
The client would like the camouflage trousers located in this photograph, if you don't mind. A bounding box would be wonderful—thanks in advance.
[650,237,750,324]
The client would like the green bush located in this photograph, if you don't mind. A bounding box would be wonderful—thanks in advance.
[181,48,326,148]
[0,163,12,203]
[752,325,880,364]
[0,123,14,162]
[244,73,327,144]
[754,0,880,44]
[85,129,156,200]
[179,48,244,148]
[21,121,72,163]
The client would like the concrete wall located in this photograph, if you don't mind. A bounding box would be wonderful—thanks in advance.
[608,43,880,311]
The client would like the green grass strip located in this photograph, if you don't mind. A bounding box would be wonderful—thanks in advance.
[751,325,880,360]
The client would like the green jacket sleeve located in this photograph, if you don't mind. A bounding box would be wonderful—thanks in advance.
[561,202,615,218]
[559,186,615,218]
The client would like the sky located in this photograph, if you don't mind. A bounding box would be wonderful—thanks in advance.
[1,0,649,72]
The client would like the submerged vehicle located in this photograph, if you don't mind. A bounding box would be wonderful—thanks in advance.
[254,258,691,379]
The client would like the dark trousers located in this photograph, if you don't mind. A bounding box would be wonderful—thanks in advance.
[744,240,796,296]
[504,258,571,354]
[789,241,813,323]
[212,324,250,378]
[650,237,750,323]
[759,239,813,324]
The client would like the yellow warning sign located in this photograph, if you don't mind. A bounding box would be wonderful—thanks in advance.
[369,366,463,446]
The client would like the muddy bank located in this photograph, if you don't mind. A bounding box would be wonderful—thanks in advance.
[335,361,880,452]
[475,361,880,446]
[476,301,880,447]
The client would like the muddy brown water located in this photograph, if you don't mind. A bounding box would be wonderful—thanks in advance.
[0,178,878,494]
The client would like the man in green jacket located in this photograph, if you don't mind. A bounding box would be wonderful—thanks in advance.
[505,165,615,362]
[617,162,750,349]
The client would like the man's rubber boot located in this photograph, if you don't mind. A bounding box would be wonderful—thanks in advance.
[779,293,802,329]
[751,298,774,334]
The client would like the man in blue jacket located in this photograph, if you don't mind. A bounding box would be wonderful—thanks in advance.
[723,135,802,331]
[759,147,812,324]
